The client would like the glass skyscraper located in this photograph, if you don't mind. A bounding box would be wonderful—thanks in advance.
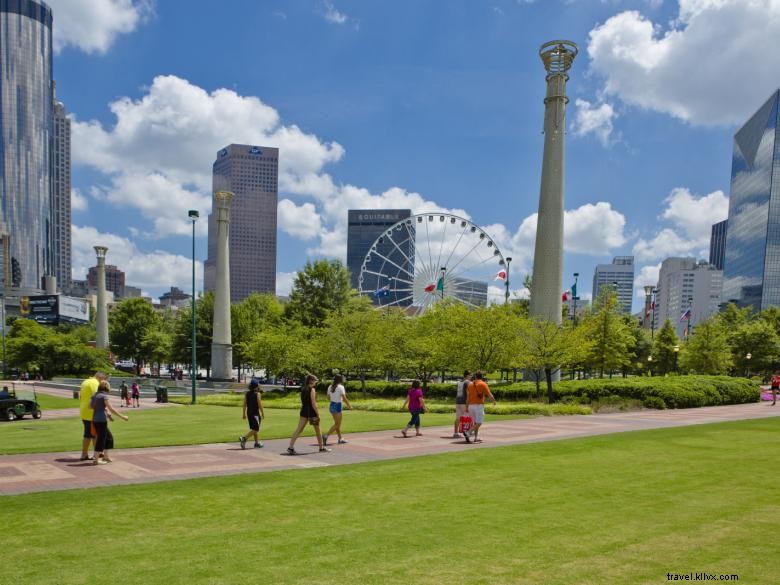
[0,0,54,291]
[709,219,727,271]
[722,90,780,311]
[53,97,71,290]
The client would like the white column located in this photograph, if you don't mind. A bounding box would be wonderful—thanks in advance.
[210,191,233,380]
[94,246,109,349]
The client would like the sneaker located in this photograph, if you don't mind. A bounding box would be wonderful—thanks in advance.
[239,436,246,450]
[93,459,108,466]
[464,433,471,443]
[319,447,331,453]
[287,447,297,455]
[322,434,329,446]
[79,455,93,461]
[254,442,263,448]
[452,433,460,439]
[401,429,408,438]
[338,439,348,444]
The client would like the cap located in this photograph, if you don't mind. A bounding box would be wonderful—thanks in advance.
[248,378,260,389]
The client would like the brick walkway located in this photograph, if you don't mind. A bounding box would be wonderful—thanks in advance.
[1,403,777,495]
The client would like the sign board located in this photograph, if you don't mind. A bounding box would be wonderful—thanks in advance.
[58,295,90,324]
[20,295,59,324]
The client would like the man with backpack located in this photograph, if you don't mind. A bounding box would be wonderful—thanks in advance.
[453,370,472,440]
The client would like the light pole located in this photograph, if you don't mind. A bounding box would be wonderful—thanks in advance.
[504,257,513,305]
[643,285,654,329]
[189,209,199,404]
[745,352,752,378]
[439,267,446,300]
[647,355,653,377]
[0,295,5,379]
[673,344,680,374]
[651,289,658,340]
[572,272,579,326]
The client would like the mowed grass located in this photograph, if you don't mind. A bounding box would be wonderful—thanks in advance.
[33,393,80,409]
[3,418,780,584]
[0,403,521,454]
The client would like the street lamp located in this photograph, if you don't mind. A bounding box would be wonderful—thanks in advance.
[0,295,5,379]
[643,285,654,329]
[188,209,199,404]
[651,289,658,340]
[647,355,653,377]
[572,272,579,326]
[439,267,446,300]
[673,344,680,374]
[504,257,513,305]
[746,352,752,378]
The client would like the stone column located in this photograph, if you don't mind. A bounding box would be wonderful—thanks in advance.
[210,191,233,380]
[529,41,578,326]
[94,246,109,349]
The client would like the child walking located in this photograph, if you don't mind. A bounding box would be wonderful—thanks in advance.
[131,381,140,408]
[401,380,427,437]
[239,379,265,449]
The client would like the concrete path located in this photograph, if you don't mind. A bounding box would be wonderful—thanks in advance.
[1,402,778,496]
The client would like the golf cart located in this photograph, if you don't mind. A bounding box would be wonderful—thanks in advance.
[0,384,42,421]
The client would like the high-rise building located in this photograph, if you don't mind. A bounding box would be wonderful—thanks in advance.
[592,256,634,313]
[722,90,780,311]
[204,144,278,302]
[53,97,71,290]
[159,286,191,308]
[87,264,125,299]
[0,0,54,290]
[709,219,727,271]
[653,258,722,337]
[346,209,412,295]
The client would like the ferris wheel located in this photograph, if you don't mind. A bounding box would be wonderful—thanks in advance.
[357,212,507,315]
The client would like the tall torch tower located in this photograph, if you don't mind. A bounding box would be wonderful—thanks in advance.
[529,40,578,325]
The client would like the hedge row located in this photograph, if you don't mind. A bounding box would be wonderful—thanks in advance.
[315,376,759,409]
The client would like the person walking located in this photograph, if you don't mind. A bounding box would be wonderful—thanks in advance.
[90,381,128,465]
[119,381,129,407]
[401,380,427,437]
[323,374,352,445]
[131,381,140,408]
[78,371,107,461]
[287,374,329,455]
[239,379,265,449]
[453,370,472,440]
[467,371,497,443]
[771,371,780,406]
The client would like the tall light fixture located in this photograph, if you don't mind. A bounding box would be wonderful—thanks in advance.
[188,209,199,403]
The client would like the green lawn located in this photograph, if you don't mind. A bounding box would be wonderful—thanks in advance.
[3,418,780,584]
[33,393,80,410]
[0,403,521,454]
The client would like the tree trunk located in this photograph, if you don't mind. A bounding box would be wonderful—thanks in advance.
[534,371,540,395]
[360,372,366,397]
[545,367,554,404]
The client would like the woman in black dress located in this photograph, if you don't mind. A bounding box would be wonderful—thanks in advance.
[287,374,330,455]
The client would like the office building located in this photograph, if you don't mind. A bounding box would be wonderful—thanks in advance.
[347,209,413,297]
[204,144,278,302]
[653,258,722,337]
[53,97,71,290]
[451,277,488,307]
[159,286,191,308]
[0,0,54,290]
[87,264,125,299]
[709,219,727,271]
[592,256,634,313]
[722,90,780,311]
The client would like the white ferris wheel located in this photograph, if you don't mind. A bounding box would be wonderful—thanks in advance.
[357,212,507,315]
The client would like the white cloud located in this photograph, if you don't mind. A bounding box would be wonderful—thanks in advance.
[634,263,662,296]
[587,0,780,126]
[278,199,322,240]
[48,0,152,54]
[71,224,202,291]
[276,271,297,296]
[71,188,88,212]
[322,0,348,24]
[571,99,618,146]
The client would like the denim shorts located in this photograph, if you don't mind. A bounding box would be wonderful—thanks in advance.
[329,402,343,414]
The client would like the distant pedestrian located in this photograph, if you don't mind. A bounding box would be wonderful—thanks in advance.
[401,380,427,437]
[287,374,329,455]
[90,381,128,465]
[239,379,265,449]
[119,381,129,407]
[78,371,107,461]
[771,371,780,406]
[453,370,472,440]
[131,381,140,408]
[323,374,352,445]
[467,371,497,443]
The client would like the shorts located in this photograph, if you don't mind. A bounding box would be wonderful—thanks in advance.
[329,402,343,414]
[455,404,468,418]
[468,404,485,425]
[248,414,261,432]
[82,419,95,439]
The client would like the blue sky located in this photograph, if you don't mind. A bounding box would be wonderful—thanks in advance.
[49,0,780,309]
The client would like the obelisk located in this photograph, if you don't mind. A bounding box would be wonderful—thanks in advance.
[210,191,233,380]
[529,40,578,325]
[94,246,109,349]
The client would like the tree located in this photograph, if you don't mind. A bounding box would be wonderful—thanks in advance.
[651,319,680,375]
[171,292,214,377]
[442,304,513,373]
[232,293,284,375]
[108,298,162,373]
[284,259,351,328]
[679,319,732,374]
[727,319,780,378]
[140,329,172,371]
[580,287,634,377]
[243,323,315,380]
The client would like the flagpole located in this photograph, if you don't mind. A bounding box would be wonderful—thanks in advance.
[572,272,579,326]
[505,257,512,305]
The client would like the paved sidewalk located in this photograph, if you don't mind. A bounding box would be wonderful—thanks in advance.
[1,403,777,496]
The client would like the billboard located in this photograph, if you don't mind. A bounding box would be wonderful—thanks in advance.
[20,295,59,324]
[59,295,90,324]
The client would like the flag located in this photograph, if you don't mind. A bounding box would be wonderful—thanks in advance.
[424,283,436,293]
[495,269,507,281]
[570,282,577,298]
[436,277,444,292]
[650,300,655,310]
[373,285,390,298]
[679,308,691,321]
[562,289,570,302]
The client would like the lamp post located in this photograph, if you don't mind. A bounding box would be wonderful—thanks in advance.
[647,355,653,377]
[0,295,5,379]
[643,285,654,329]
[504,257,513,305]
[745,352,752,378]
[651,289,658,340]
[572,272,579,326]
[439,267,446,300]
[188,209,199,404]
[673,344,680,374]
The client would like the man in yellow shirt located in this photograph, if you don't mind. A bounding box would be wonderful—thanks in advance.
[79,372,107,460]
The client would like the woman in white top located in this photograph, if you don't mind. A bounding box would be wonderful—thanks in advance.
[323,374,352,445]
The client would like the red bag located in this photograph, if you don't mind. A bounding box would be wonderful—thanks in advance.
[458,416,473,433]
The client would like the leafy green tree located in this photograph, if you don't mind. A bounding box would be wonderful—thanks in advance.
[727,319,780,378]
[679,319,732,374]
[580,287,634,377]
[284,259,351,328]
[443,304,513,372]
[171,292,214,376]
[108,298,162,373]
[651,319,681,375]
[232,293,284,376]
[140,329,173,371]
[243,323,315,379]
